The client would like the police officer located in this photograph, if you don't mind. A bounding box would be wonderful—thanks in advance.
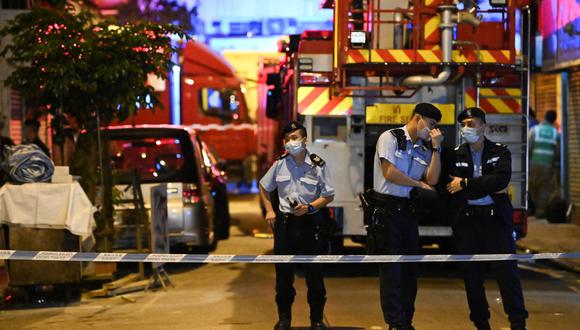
[259,121,335,330]
[528,110,560,218]
[371,103,443,330]
[445,107,528,330]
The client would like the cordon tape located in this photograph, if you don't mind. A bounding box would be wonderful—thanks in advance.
[1,250,579,264]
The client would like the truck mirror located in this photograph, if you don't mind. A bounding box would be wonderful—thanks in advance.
[266,88,281,119]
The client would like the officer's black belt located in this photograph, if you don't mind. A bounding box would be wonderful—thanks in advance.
[370,190,412,209]
[282,212,319,219]
[464,204,496,217]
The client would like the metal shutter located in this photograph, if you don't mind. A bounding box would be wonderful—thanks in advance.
[569,68,580,224]
[531,73,558,121]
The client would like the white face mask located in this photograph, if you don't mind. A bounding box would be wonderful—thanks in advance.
[284,139,305,156]
[461,126,482,144]
[418,119,431,141]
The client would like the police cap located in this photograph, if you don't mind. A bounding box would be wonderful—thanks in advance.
[458,107,486,123]
[414,103,442,122]
[281,120,307,139]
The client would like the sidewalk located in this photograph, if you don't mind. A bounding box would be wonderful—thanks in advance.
[517,217,580,273]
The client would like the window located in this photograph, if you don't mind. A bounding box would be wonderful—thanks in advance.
[199,88,240,121]
[108,131,198,184]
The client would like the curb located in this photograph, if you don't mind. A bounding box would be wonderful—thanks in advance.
[517,242,580,274]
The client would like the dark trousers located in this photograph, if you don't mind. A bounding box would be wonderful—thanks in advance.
[454,205,528,327]
[374,206,419,327]
[273,213,328,323]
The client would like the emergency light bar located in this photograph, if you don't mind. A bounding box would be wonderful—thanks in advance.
[349,31,366,48]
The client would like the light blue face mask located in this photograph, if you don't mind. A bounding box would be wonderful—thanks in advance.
[461,126,482,144]
[284,139,305,155]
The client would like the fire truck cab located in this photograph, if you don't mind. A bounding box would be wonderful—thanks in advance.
[261,0,530,250]
[123,41,256,183]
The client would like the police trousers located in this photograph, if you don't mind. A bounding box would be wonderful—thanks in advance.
[454,205,528,327]
[273,213,328,322]
[371,196,420,327]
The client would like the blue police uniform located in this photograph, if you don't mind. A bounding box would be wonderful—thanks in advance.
[260,150,334,327]
[372,125,433,328]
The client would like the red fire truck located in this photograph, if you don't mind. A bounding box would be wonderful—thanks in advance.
[122,41,256,182]
[258,0,530,250]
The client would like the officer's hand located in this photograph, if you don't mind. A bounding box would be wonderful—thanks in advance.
[293,204,309,217]
[446,176,463,194]
[265,211,277,229]
[418,181,435,191]
[430,128,444,147]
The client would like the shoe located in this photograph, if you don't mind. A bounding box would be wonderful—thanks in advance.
[274,319,291,330]
[474,320,491,330]
[388,325,414,330]
[511,323,526,330]
[311,321,327,329]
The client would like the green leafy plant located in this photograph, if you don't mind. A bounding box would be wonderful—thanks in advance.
[0,5,187,251]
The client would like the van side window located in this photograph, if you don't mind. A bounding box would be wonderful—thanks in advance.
[199,88,240,121]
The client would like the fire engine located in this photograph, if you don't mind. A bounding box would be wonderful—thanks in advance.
[259,0,530,250]
[121,41,256,183]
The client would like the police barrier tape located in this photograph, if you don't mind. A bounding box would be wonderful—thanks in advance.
[1,250,579,264]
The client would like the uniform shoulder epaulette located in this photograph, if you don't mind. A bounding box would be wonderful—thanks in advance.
[309,153,326,167]
[389,128,407,151]
[277,153,290,160]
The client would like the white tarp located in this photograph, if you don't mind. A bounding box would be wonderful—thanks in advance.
[0,182,96,239]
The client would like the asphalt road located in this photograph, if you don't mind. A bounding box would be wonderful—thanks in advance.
[0,195,578,329]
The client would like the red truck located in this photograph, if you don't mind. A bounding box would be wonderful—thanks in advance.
[121,41,257,183]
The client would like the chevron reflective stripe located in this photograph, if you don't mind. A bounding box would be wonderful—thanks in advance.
[347,50,513,64]
[424,15,441,49]
[466,88,522,114]
[1,250,579,263]
[297,87,352,115]
[453,50,511,63]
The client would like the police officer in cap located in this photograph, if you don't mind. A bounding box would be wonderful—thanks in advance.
[371,103,444,330]
[445,107,528,330]
[259,120,335,330]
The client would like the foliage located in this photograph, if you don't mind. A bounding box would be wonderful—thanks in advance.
[0,5,187,124]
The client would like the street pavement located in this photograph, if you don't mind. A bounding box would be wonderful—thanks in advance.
[0,195,578,329]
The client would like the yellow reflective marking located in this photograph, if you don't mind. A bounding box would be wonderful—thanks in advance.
[418,50,440,63]
[479,89,512,113]
[365,104,455,125]
[424,16,440,39]
[390,50,412,62]
[297,86,314,104]
[452,50,468,62]
[329,98,353,115]
[465,92,476,108]
[300,88,329,115]
[505,88,522,97]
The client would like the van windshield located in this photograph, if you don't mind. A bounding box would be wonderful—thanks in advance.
[108,130,198,184]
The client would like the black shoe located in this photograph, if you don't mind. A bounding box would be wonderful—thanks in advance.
[474,320,491,330]
[274,319,291,330]
[311,321,327,330]
[511,323,526,330]
[388,325,414,330]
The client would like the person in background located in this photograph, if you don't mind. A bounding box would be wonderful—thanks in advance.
[24,119,50,157]
[528,110,559,218]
